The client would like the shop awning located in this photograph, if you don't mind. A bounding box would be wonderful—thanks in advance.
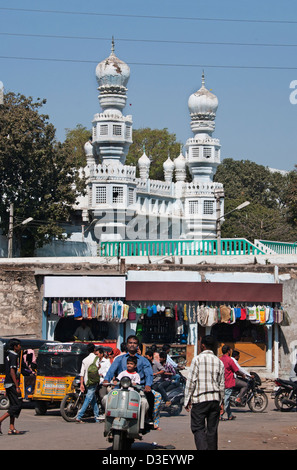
[44,276,126,298]
[125,281,282,303]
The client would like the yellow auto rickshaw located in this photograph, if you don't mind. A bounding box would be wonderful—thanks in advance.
[32,342,112,415]
[0,338,46,410]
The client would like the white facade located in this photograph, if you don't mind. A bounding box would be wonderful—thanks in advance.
[79,42,224,242]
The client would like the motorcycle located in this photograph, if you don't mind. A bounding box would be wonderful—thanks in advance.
[229,372,268,412]
[104,376,151,450]
[158,371,186,416]
[60,375,103,422]
[274,378,297,411]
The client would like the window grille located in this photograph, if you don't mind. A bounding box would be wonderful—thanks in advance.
[189,200,199,215]
[203,200,214,214]
[113,125,122,136]
[100,125,108,136]
[203,147,212,158]
[128,188,134,205]
[95,186,106,204]
[112,186,124,204]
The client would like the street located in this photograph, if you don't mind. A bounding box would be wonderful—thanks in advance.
[0,397,297,451]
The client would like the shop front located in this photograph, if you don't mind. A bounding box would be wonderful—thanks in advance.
[125,280,283,375]
[42,275,127,351]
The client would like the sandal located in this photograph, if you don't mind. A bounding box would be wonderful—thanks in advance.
[228,416,236,420]
[8,429,23,435]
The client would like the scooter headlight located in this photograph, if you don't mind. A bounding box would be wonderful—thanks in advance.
[120,376,132,389]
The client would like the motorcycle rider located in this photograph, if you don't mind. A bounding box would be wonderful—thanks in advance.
[144,349,171,407]
[231,350,250,403]
[103,335,154,422]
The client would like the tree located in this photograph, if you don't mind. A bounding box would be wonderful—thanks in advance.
[214,158,297,242]
[63,124,92,167]
[0,92,86,256]
[125,127,181,180]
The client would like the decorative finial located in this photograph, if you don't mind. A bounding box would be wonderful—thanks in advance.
[111,36,115,54]
[202,70,205,87]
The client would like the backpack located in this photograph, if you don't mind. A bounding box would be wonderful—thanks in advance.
[86,356,100,387]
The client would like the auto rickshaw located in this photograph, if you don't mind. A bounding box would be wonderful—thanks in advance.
[32,342,113,415]
[0,337,46,410]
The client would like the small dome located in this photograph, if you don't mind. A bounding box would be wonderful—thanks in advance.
[96,39,130,89]
[84,140,93,156]
[163,156,174,171]
[174,151,186,170]
[188,72,218,117]
[138,150,151,168]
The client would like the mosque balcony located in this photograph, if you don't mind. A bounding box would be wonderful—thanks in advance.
[185,181,223,197]
[89,163,136,182]
[136,178,174,197]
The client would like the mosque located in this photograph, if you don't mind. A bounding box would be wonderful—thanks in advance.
[75,40,225,246]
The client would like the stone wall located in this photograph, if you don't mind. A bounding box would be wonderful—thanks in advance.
[0,268,42,338]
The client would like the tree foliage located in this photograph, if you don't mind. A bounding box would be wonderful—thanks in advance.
[63,124,91,167]
[0,92,86,255]
[214,158,297,242]
[126,127,181,180]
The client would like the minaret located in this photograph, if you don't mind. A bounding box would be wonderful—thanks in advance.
[92,38,133,166]
[185,72,221,181]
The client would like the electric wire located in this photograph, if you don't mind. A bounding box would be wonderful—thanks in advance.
[0,7,296,25]
[0,54,296,71]
[1,31,297,49]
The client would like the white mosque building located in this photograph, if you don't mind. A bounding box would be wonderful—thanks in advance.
[59,41,225,254]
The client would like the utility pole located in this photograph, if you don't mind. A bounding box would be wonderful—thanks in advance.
[8,202,14,258]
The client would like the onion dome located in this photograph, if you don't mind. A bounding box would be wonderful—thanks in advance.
[174,148,186,170]
[96,38,130,90]
[163,156,175,172]
[188,72,218,119]
[138,148,151,168]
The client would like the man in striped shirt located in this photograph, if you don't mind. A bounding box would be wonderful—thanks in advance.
[185,335,225,450]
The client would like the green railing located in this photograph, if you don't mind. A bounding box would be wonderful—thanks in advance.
[258,240,297,255]
[98,238,265,257]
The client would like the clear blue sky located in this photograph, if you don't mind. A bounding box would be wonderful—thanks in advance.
[1,0,297,171]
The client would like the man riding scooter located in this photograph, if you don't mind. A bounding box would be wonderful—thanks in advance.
[102,335,154,423]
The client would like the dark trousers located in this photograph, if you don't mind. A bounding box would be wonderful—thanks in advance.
[190,401,220,450]
[6,385,22,419]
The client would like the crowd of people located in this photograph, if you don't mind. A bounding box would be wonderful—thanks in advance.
[0,333,254,450]
[75,335,182,431]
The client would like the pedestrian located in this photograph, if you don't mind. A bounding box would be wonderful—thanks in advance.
[184,335,225,450]
[0,338,24,435]
[75,343,101,423]
[220,345,247,420]
[97,347,111,420]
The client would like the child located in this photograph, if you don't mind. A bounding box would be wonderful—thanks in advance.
[116,355,141,386]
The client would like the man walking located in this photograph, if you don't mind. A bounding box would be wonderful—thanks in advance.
[76,343,101,423]
[184,335,225,450]
[0,338,23,435]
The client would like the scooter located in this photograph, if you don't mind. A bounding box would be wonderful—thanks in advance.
[104,376,151,450]
[274,377,297,411]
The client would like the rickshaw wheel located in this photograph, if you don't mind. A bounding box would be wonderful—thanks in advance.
[35,401,48,415]
[0,395,9,410]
